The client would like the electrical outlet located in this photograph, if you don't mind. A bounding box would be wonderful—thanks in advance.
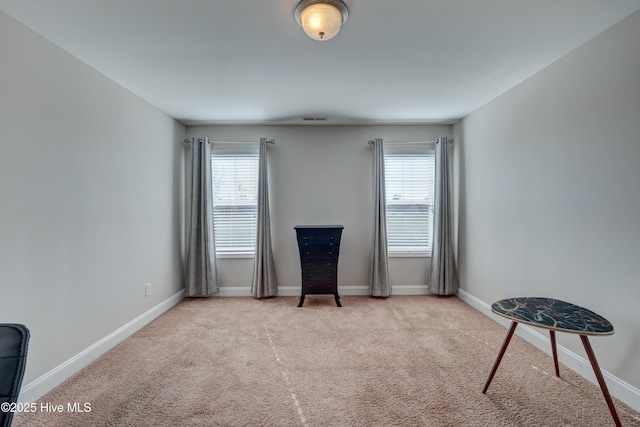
[145,283,151,297]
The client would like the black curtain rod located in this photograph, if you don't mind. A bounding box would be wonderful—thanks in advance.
[183,139,275,144]
[367,139,454,145]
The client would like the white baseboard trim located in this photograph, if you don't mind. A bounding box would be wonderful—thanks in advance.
[216,285,429,297]
[217,286,373,297]
[392,285,430,295]
[19,290,185,403]
[215,286,253,297]
[457,289,640,413]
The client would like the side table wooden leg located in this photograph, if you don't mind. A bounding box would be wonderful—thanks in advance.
[483,321,518,393]
[334,293,342,307]
[580,335,621,427]
[298,294,305,307]
[549,330,560,377]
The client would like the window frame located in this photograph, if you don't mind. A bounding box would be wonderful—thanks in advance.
[384,143,435,258]
[211,144,260,258]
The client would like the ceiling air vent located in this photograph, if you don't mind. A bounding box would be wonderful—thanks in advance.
[302,117,327,122]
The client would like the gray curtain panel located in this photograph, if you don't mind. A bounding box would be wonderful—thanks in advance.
[252,138,278,298]
[185,137,219,296]
[429,137,459,295]
[370,138,391,297]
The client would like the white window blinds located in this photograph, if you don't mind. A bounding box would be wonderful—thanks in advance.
[211,148,259,255]
[384,144,435,254]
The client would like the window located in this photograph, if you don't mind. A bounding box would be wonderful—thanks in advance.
[211,146,259,256]
[384,144,435,255]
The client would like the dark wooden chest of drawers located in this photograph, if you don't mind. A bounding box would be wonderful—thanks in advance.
[295,225,343,307]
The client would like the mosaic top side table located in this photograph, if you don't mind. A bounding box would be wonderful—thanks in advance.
[482,297,620,427]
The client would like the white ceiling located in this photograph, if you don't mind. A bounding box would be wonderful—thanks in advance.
[1,1,639,125]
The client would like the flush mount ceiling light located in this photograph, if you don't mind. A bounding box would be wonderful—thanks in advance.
[294,0,349,41]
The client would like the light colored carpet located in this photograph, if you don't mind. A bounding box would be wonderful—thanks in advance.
[14,296,640,426]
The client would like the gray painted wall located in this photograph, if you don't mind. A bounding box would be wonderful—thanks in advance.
[0,11,185,387]
[455,10,640,389]
[186,125,452,294]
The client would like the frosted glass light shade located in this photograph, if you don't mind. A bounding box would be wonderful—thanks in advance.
[295,0,349,41]
[301,4,342,40]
